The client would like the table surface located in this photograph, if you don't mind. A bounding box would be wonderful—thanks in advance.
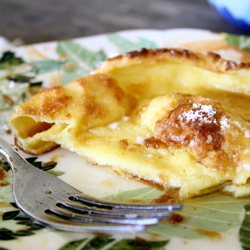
[1,0,250,45]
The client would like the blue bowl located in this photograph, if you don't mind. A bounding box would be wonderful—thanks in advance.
[208,0,250,32]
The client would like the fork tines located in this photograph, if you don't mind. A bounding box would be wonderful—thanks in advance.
[0,137,183,233]
[44,194,182,226]
[70,195,182,211]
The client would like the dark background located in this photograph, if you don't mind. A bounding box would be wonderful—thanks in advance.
[1,0,249,45]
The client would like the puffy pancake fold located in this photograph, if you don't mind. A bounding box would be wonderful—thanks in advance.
[11,73,134,154]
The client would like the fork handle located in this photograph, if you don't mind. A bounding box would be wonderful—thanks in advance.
[0,137,18,164]
[0,137,42,192]
[0,137,27,171]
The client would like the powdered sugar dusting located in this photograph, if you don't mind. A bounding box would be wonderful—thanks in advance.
[136,136,146,144]
[108,122,120,129]
[179,103,217,124]
[206,135,213,144]
[178,103,231,132]
[220,116,230,131]
[243,163,250,171]
[245,130,250,138]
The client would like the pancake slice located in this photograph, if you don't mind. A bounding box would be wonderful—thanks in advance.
[9,48,250,200]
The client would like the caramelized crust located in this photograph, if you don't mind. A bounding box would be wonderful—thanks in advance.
[10,73,134,154]
[144,137,167,149]
[142,93,247,171]
[96,48,250,73]
[15,73,132,125]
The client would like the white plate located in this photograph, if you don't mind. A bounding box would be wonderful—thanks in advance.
[1,28,250,250]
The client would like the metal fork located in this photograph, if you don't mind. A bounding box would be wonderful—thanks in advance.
[0,137,182,233]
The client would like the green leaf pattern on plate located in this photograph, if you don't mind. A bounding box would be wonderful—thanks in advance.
[104,187,250,239]
[59,238,88,250]
[239,204,250,250]
[29,60,65,74]
[224,33,250,52]
[58,235,168,250]
[107,33,158,53]
[56,40,107,84]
